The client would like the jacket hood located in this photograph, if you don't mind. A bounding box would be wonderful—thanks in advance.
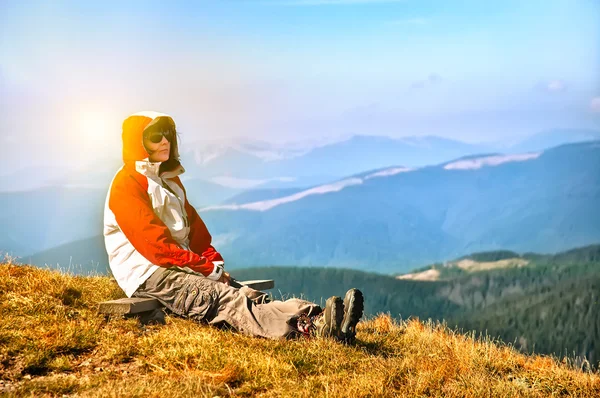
[121,111,182,174]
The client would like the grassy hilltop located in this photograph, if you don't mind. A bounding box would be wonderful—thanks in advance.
[1,261,599,397]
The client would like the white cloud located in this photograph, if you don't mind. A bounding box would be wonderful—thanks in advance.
[590,97,600,113]
[364,167,413,179]
[444,153,541,170]
[535,79,567,93]
[201,166,415,212]
[202,178,364,212]
[210,176,296,189]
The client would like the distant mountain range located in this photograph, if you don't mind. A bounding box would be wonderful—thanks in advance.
[505,128,600,153]
[16,140,600,275]
[196,140,600,272]
[24,235,109,275]
[175,134,492,190]
[4,128,599,193]
[0,187,104,257]
[172,128,600,187]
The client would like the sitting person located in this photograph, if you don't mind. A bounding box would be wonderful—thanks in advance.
[103,111,364,342]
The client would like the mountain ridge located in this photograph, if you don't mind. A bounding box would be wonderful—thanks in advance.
[5,140,600,272]
[6,128,597,193]
[199,140,600,271]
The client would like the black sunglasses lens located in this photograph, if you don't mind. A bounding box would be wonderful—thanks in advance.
[148,133,164,143]
[147,131,174,144]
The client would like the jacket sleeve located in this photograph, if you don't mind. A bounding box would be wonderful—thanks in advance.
[108,172,220,278]
[187,204,224,263]
[172,177,225,264]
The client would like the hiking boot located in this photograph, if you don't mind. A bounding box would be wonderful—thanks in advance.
[340,288,364,344]
[296,296,344,340]
[315,296,344,340]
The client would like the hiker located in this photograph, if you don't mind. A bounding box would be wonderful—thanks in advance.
[103,111,364,342]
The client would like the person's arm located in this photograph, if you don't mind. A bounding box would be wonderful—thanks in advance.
[108,172,223,280]
[171,176,225,264]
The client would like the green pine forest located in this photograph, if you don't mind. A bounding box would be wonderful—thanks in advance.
[233,244,600,369]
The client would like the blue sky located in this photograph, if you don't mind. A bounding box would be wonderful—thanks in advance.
[1,0,599,168]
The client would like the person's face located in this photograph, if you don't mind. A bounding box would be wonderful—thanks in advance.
[144,133,171,163]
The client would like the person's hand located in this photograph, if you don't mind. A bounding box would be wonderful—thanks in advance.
[217,271,231,286]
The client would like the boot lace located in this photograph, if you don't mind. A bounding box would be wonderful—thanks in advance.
[295,313,323,338]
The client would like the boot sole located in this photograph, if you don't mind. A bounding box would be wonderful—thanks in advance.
[324,296,344,339]
[341,289,364,344]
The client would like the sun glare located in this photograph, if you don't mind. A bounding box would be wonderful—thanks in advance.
[78,110,112,145]
[74,110,121,163]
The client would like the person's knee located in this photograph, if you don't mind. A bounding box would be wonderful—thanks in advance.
[173,278,219,320]
[239,286,271,304]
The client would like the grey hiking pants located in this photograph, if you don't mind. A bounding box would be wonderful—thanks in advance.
[133,267,322,339]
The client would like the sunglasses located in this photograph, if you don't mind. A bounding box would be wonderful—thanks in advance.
[145,130,175,144]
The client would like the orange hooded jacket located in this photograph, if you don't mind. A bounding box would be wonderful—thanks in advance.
[103,111,223,297]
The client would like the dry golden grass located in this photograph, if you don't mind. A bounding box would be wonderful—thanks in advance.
[1,260,599,397]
